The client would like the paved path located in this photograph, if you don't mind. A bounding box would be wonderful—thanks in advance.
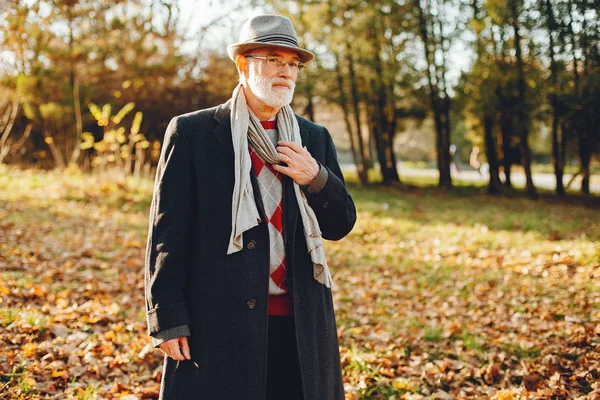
[341,164,600,193]
[407,167,599,193]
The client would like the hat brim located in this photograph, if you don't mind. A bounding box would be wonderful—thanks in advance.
[227,42,314,63]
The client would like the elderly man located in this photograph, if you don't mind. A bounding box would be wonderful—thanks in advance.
[145,14,356,400]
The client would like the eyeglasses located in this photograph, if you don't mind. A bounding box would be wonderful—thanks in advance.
[245,55,305,72]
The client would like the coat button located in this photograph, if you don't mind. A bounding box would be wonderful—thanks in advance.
[246,240,256,250]
[322,201,329,209]
[247,299,256,309]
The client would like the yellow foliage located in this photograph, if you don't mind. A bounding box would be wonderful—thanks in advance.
[112,102,135,125]
[22,342,37,357]
[115,127,127,144]
[80,132,95,150]
[493,390,515,400]
[0,284,9,295]
[51,369,67,378]
[130,111,143,135]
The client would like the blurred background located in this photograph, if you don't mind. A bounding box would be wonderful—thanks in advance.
[0,0,598,194]
[1,1,599,399]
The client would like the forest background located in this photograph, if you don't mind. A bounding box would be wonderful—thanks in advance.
[0,0,599,195]
[1,0,600,399]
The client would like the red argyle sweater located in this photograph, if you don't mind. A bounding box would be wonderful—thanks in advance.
[250,119,293,316]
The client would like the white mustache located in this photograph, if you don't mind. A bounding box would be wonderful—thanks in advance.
[271,79,295,90]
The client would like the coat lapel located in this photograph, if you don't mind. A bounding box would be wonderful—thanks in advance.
[213,99,234,159]
[283,118,309,283]
[213,99,266,222]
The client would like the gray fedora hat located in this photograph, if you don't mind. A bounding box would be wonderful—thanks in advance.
[227,14,314,63]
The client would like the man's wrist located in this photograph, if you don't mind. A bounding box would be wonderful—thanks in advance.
[309,162,320,183]
[304,163,328,194]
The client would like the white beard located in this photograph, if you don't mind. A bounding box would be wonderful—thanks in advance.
[247,64,295,108]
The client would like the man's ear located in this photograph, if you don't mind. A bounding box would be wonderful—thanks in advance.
[235,55,248,78]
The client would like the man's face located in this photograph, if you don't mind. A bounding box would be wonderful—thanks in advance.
[244,48,301,109]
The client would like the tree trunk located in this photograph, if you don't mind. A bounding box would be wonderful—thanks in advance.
[67,7,82,166]
[437,17,453,188]
[492,27,514,188]
[324,0,368,184]
[333,51,365,184]
[472,0,501,193]
[567,0,589,195]
[577,112,591,195]
[551,109,564,195]
[1,123,32,164]
[297,2,315,123]
[303,90,315,122]
[510,0,537,198]
[414,0,451,189]
[483,113,502,193]
[366,86,389,183]
[545,0,564,195]
[70,75,83,165]
[560,123,568,182]
[0,99,19,163]
[369,22,399,185]
[134,142,145,177]
[499,110,513,187]
[385,95,400,182]
[42,119,66,169]
[578,4,593,195]
[345,40,370,183]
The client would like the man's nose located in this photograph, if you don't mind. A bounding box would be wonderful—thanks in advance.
[278,63,294,80]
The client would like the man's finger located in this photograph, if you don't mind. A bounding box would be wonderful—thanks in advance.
[272,163,292,176]
[179,336,191,360]
[277,152,297,165]
[171,342,184,361]
[159,339,174,356]
[167,340,184,360]
[277,140,304,153]
[276,146,300,159]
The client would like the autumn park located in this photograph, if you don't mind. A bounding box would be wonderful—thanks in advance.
[0,0,599,399]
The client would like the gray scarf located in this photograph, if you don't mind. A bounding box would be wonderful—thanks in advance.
[227,84,332,288]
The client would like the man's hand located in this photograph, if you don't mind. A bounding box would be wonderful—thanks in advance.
[159,336,191,361]
[273,140,319,186]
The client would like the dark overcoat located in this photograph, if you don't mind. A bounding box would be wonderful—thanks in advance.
[145,99,356,400]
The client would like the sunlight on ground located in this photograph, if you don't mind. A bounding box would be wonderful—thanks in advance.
[0,167,598,399]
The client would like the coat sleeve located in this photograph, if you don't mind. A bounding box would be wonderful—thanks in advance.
[152,324,191,347]
[145,117,193,337]
[303,126,356,241]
